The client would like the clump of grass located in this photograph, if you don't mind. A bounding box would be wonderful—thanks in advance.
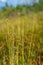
[0,13,43,65]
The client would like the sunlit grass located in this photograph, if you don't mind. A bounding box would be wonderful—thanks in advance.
[0,13,43,65]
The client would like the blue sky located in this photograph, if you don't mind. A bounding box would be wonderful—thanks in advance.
[0,0,38,8]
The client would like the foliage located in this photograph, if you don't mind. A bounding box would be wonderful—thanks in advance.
[0,14,43,65]
[0,0,43,18]
[0,0,43,65]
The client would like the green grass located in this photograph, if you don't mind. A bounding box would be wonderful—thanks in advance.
[0,13,43,65]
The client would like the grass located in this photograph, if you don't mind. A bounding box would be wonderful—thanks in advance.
[0,12,43,65]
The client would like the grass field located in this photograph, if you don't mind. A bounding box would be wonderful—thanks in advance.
[0,12,43,65]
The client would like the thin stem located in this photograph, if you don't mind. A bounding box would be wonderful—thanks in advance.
[21,19,24,65]
[29,15,36,65]
[11,26,15,65]
[3,49,6,65]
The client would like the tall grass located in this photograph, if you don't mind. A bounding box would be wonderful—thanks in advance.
[0,13,43,65]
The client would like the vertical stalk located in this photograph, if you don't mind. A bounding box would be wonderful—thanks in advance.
[29,15,36,65]
[32,16,37,65]
[17,18,21,65]
[6,19,15,65]
[11,26,15,65]
[38,42,41,65]
[3,48,6,65]
[16,46,18,65]
[2,19,9,65]
[5,19,11,65]
[21,19,24,65]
